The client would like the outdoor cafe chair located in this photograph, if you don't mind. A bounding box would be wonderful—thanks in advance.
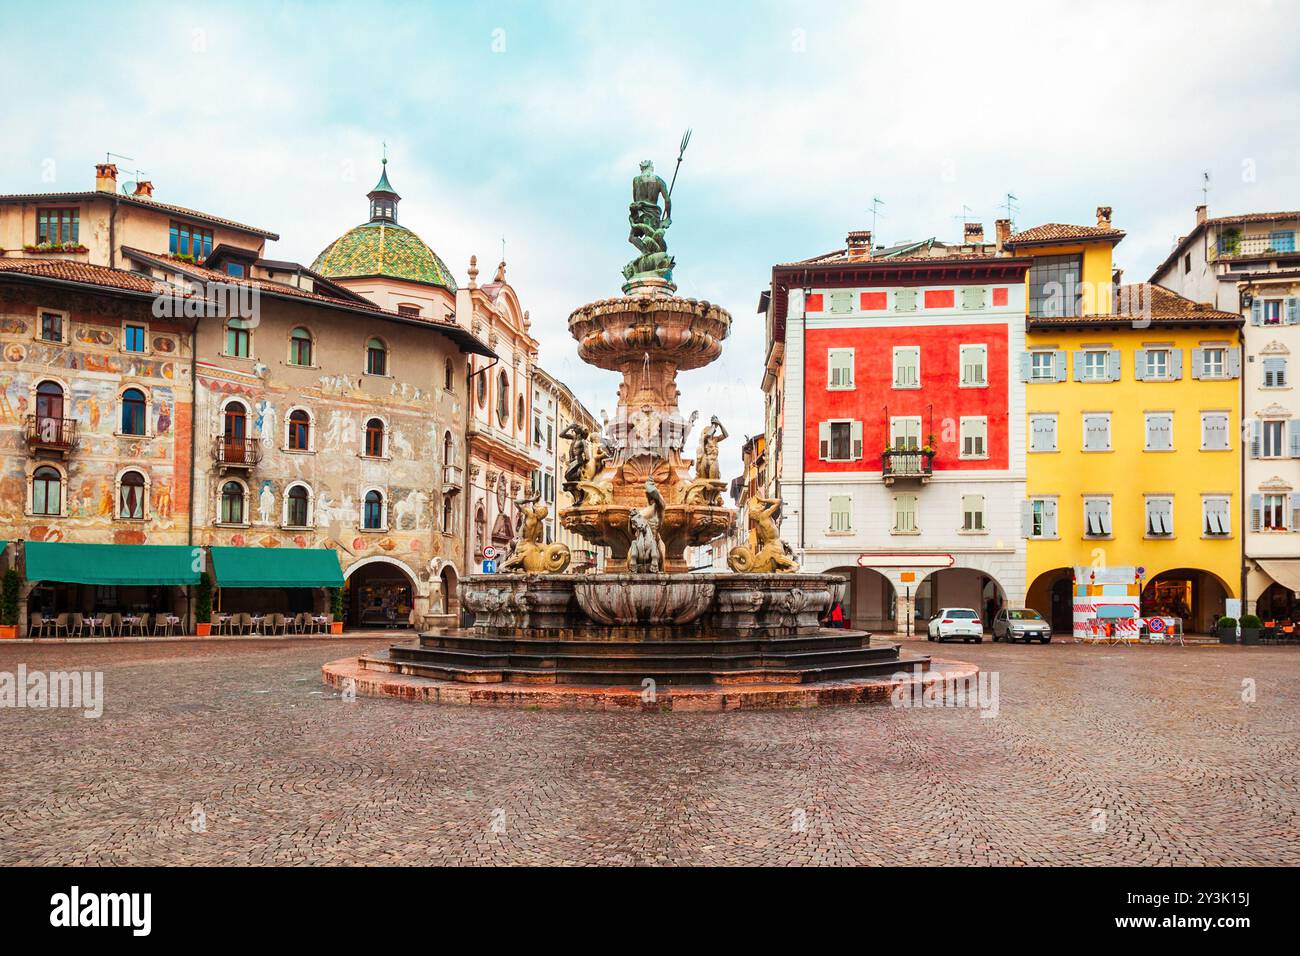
[52,613,71,637]
[104,612,122,637]
[265,613,284,636]
[28,613,53,638]
[238,612,254,635]
[67,613,86,638]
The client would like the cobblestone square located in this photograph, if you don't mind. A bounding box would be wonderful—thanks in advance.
[0,637,1296,866]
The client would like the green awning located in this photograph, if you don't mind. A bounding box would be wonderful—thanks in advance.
[25,542,201,586]
[210,546,343,589]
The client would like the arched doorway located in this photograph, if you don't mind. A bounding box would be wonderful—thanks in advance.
[1027,567,1074,635]
[918,567,1007,631]
[344,558,418,629]
[1141,568,1232,635]
[438,565,459,617]
[826,565,896,631]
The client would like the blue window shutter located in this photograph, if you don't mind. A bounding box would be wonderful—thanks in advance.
[1169,349,1183,380]
[1019,353,1032,382]
[1227,347,1241,379]
[1134,349,1146,381]
[1251,299,1263,325]
[1072,351,1084,382]
[1250,420,1262,458]
[1107,349,1121,381]
[1190,348,1203,380]
[1250,494,1263,531]
[1054,351,1068,382]
[1289,419,1300,458]
[1292,493,1300,531]
[1287,297,1300,325]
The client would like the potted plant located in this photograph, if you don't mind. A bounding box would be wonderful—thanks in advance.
[0,568,20,639]
[329,587,344,634]
[1240,613,1263,646]
[1216,615,1238,644]
[194,572,213,637]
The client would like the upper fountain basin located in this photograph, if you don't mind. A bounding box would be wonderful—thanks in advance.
[568,294,732,373]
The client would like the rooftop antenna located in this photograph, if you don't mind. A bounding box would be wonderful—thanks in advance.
[951,204,975,226]
[1201,170,1210,206]
[870,195,885,235]
[1000,191,1020,228]
[106,151,134,165]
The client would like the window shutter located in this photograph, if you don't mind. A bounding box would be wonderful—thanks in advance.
[818,421,830,460]
[1133,349,1146,381]
[1250,420,1261,458]
[1054,350,1068,382]
[1072,351,1085,382]
[1099,500,1112,536]
[1107,349,1122,381]
[1044,498,1058,537]
[1227,347,1241,379]
[1290,420,1300,458]
[1021,500,1033,537]
[1169,349,1183,380]
[1291,493,1300,531]
[1250,494,1263,531]
[1287,297,1300,325]
[1219,498,1231,535]
[1190,348,1203,380]
[1019,353,1032,382]
[1251,299,1264,325]
[851,420,863,460]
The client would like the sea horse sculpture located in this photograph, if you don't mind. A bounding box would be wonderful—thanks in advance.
[627,478,667,573]
[501,490,571,574]
[728,495,799,573]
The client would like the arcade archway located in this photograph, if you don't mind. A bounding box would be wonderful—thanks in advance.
[825,565,896,631]
[1027,567,1074,635]
[1141,568,1232,635]
[344,557,418,629]
[917,567,1007,630]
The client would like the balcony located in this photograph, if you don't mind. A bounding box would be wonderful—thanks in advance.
[442,463,464,491]
[1214,231,1297,260]
[881,448,934,485]
[25,415,78,456]
[213,436,262,471]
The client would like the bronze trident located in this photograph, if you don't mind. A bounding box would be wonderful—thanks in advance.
[667,128,692,198]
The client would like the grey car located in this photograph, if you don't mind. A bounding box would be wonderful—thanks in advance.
[992,608,1052,643]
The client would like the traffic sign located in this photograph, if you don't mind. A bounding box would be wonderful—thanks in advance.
[483,546,498,560]
[482,559,497,574]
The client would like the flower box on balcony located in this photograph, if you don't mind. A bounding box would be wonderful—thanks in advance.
[881,448,935,484]
[23,242,89,254]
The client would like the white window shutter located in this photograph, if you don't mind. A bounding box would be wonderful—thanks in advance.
[1054,350,1068,382]
[1044,498,1058,537]
[1021,500,1033,537]
[818,421,830,460]
[1251,299,1264,325]
[1133,349,1146,380]
[1289,419,1300,458]
[1019,353,1032,382]
[1250,494,1263,531]
[1227,347,1241,379]
[1072,351,1085,382]
[1190,348,1203,380]
[1287,296,1300,325]
[1107,349,1122,381]
[1220,499,1231,535]
[1169,349,1183,380]
[1250,420,1262,458]
[851,420,863,460]
[1291,493,1300,531]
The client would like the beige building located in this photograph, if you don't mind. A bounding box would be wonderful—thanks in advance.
[544,369,606,572]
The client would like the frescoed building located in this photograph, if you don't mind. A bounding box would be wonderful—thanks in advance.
[1151,206,1300,621]
[764,225,1032,632]
[1019,211,1244,636]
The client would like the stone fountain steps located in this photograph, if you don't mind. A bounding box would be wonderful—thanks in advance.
[417,630,875,656]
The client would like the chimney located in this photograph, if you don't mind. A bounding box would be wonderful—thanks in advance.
[132,181,154,198]
[846,229,872,261]
[94,163,118,193]
[1096,205,1113,228]
[964,221,984,245]
[1195,204,1207,225]
[994,218,1011,253]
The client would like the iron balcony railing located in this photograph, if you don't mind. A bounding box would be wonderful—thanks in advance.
[213,436,262,468]
[25,415,78,451]
[881,448,934,482]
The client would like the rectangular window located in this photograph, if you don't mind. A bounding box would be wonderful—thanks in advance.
[1203,496,1231,536]
[960,287,986,310]
[960,417,987,458]
[1083,413,1111,451]
[225,319,251,358]
[1027,254,1083,318]
[1201,347,1225,378]
[1026,498,1057,538]
[1144,412,1173,451]
[894,289,918,313]
[37,207,80,246]
[169,221,214,260]
[1029,414,1057,452]
[38,311,64,342]
[961,494,984,532]
[819,420,862,461]
[1082,350,1108,381]
[889,416,922,450]
[828,348,854,389]
[892,346,920,388]
[959,344,987,387]
[893,494,917,533]
[1084,497,1112,537]
[1262,420,1285,458]
[829,495,852,533]
[1201,412,1230,451]
[123,324,146,353]
[1146,496,1173,537]
[829,290,853,314]
[1261,494,1287,530]
[1029,351,1056,381]
[1144,349,1169,380]
[1262,357,1287,388]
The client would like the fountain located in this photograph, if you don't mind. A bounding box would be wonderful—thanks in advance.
[328,144,945,708]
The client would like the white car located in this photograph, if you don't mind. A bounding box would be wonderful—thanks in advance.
[927,608,984,643]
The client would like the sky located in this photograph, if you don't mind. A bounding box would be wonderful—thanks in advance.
[4,0,1299,479]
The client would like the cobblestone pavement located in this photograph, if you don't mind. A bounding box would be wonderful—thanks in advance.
[1,636,1296,866]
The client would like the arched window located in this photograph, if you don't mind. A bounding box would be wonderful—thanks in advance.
[222,401,248,463]
[286,484,310,527]
[220,480,245,524]
[363,490,384,530]
[121,387,147,435]
[364,418,385,458]
[32,466,62,516]
[118,470,146,519]
[442,430,454,466]
[225,318,251,358]
[476,371,487,407]
[496,370,510,426]
[442,494,455,533]
[34,381,66,443]
[288,409,311,451]
[517,394,525,430]
[289,327,313,366]
[366,337,387,376]
[444,357,455,391]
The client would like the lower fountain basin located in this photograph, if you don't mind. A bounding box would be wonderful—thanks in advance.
[574,578,715,625]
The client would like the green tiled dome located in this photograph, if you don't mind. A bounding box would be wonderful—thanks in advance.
[312,222,458,292]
